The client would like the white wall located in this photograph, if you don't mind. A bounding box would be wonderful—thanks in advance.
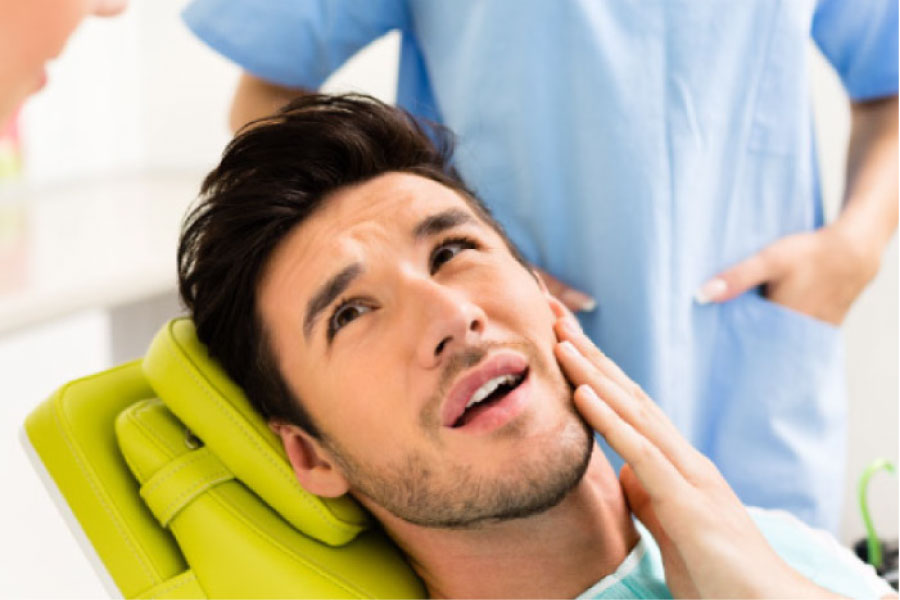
[809,44,899,546]
[0,2,895,596]
[2,3,237,597]
[20,0,236,183]
[18,0,397,184]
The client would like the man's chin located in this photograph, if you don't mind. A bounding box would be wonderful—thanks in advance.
[402,411,595,530]
[332,375,595,531]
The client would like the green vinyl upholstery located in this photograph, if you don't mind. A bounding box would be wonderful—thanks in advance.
[24,318,425,599]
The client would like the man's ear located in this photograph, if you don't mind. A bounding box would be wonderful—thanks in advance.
[269,420,350,498]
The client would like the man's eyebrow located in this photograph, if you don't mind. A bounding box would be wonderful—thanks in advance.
[303,263,363,341]
[412,208,478,239]
[301,209,475,341]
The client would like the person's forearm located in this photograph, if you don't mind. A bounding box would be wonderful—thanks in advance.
[229,72,311,132]
[832,95,899,271]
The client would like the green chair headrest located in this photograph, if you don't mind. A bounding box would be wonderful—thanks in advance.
[142,318,368,547]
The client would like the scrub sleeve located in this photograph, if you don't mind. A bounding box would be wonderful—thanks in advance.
[182,0,898,534]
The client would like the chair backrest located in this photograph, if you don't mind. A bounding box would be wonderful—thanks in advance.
[24,318,425,599]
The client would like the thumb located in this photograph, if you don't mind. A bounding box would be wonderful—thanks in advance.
[620,464,662,538]
[620,465,699,598]
[694,250,776,305]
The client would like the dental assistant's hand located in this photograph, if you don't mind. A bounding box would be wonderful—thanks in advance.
[550,301,841,599]
[532,266,596,313]
[694,224,879,326]
[695,95,899,326]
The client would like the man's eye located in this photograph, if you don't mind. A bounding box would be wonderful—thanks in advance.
[430,236,479,274]
[328,301,373,338]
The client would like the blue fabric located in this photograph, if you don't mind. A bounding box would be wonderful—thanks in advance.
[577,509,893,599]
[182,0,899,533]
[813,0,899,101]
[576,522,672,599]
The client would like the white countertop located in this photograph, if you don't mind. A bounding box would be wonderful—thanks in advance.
[0,170,203,334]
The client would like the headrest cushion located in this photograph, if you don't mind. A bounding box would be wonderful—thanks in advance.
[142,318,368,546]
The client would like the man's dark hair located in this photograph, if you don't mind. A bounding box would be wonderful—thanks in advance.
[178,93,527,438]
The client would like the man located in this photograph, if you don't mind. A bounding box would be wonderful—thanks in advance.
[181,0,899,533]
[177,94,893,598]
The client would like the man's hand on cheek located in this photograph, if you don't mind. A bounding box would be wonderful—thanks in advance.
[547,299,840,599]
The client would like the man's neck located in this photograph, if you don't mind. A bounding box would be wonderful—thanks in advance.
[369,449,638,599]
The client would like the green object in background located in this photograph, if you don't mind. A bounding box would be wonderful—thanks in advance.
[858,458,896,569]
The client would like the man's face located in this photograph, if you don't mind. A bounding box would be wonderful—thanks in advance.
[259,172,592,528]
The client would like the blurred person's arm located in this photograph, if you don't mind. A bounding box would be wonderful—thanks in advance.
[697,0,898,322]
[230,72,311,132]
[697,95,898,325]
[837,95,899,275]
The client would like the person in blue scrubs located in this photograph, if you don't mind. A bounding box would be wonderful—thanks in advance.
[182,0,898,533]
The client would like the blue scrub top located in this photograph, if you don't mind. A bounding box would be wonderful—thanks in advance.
[183,0,898,533]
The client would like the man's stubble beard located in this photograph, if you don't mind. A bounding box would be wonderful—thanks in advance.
[321,340,594,529]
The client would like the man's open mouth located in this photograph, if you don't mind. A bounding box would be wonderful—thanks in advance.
[440,349,531,430]
[451,368,528,428]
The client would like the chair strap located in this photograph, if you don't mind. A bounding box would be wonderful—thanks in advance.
[141,447,233,528]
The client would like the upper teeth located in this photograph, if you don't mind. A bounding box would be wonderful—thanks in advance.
[466,374,519,409]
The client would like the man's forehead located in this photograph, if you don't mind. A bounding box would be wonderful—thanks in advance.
[258,173,481,319]
[287,173,475,260]
[320,172,472,228]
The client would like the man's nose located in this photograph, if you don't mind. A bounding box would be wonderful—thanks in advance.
[412,281,486,369]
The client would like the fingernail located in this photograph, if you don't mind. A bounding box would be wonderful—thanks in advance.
[694,278,727,304]
[561,290,597,313]
[577,384,598,401]
[559,340,578,357]
[561,318,581,337]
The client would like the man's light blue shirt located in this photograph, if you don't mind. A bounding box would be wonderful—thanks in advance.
[577,509,893,599]
[183,0,898,532]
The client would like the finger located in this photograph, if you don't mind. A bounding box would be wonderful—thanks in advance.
[574,384,687,499]
[694,251,775,304]
[548,295,579,325]
[552,322,711,475]
[621,465,677,554]
[622,466,700,598]
[534,267,597,313]
[557,342,700,474]
[554,318,659,412]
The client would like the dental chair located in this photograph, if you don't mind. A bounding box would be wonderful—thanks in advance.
[23,318,426,599]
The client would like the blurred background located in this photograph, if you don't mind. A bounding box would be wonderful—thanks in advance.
[0,1,895,596]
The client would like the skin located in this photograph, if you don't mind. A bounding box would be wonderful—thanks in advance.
[261,172,637,597]
[260,172,859,598]
[232,73,897,320]
[0,0,128,124]
[700,96,898,324]
[229,73,598,313]
[552,307,851,599]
